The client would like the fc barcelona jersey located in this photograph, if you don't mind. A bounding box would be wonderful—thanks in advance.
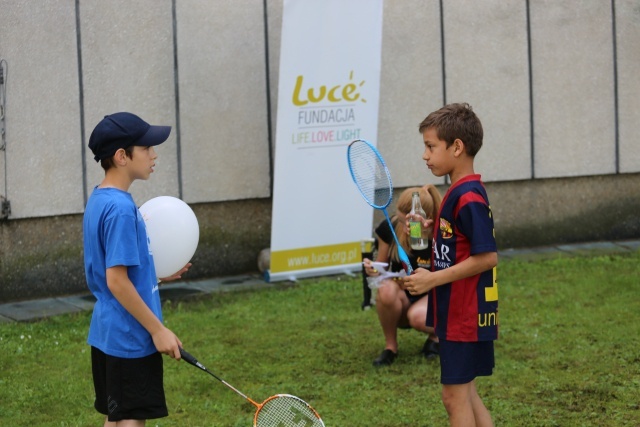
[428,174,499,342]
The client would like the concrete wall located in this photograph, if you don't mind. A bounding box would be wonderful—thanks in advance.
[1,0,639,302]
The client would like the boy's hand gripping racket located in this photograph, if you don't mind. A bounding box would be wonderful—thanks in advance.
[180,349,325,427]
[347,139,414,274]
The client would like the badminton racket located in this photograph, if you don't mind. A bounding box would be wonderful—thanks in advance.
[347,139,413,274]
[180,349,325,427]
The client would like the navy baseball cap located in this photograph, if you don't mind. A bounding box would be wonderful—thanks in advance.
[88,112,171,162]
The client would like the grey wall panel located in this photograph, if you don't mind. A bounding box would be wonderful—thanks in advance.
[80,0,179,205]
[0,153,4,211]
[530,1,616,178]
[444,0,531,182]
[0,0,636,221]
[378,0,445,188]
[616,0,640,173]
[0,1,84,218]
[267,0,283,162]
[177,0,271,203]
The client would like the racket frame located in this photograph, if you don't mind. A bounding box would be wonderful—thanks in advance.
[180,349,325,427]
[347,139,414,274]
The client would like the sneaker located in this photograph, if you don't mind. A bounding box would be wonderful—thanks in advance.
[373,349,397,367]
[421,338,439,360]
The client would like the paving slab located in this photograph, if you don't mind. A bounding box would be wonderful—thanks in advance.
[499,245,569,262]
[0,298,85,322]
[187,274,274,294]
[159,285,203,301]
[59,294,96,311]
[556,241,631,256]
[615,239,640,251]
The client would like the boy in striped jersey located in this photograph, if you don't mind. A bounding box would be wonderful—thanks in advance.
[404,103,498,427]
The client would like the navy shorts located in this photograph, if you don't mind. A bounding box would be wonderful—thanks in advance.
[91,346,168,421]
[439,340,495,385]
[405,289,425,304]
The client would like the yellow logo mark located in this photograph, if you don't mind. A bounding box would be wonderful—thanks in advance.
[478,311,499,327]
[485,267,498,301]
[440,218,453,239]
[292,71,366,106]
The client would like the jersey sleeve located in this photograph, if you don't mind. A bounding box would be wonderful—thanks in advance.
[456,191,497,255]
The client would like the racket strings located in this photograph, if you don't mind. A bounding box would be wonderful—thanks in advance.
[256,395,324,427]
[347,140,392,209]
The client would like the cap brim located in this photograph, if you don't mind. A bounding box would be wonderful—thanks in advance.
[136,125,172,147]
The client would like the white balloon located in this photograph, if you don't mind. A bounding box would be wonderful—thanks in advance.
[139,196,199,279]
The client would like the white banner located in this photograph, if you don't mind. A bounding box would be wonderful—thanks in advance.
[268,0,384,281]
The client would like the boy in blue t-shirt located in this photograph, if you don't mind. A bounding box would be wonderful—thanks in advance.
[84,112,190,426]
[404,103,498,427]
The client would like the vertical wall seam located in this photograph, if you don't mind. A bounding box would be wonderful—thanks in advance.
[439,0,450,186]
[75,0,87,205]
[1,58,8,202]
[526,0,535,179]
[263,0,274,197]
[439,0,446,106]
[611,0,620,174]
[172,0,183,199]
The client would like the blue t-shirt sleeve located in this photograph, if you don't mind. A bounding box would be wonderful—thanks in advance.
[103,207,141,269]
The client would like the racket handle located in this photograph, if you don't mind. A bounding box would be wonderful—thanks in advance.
[179,348,247,399]
[397,247,414,275]
[179,348,200,367]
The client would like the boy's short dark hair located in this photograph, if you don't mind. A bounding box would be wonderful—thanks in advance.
[418,103,484,156]
[99,146,134,171]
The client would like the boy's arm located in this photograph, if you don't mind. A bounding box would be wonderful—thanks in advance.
[106,266,183,359]
[404,251,497,295]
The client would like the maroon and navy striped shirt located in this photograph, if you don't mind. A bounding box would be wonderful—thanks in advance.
[427,174,499,342]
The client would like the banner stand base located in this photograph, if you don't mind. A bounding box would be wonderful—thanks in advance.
[265,263,361,283]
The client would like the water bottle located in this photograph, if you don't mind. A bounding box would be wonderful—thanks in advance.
[409,191,429,250]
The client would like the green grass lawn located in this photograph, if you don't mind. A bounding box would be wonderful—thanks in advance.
[1,251,639,426]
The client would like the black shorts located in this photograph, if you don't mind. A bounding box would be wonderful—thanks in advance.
[91,346,168,421]
[439,340,494,385]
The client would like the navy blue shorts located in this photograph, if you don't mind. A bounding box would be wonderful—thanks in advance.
[405,289,426,304]
[91,347,168,421]
[439,340,495,385]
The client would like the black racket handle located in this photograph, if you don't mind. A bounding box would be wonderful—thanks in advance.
[179,348,232,391]
[179,348,202,368]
